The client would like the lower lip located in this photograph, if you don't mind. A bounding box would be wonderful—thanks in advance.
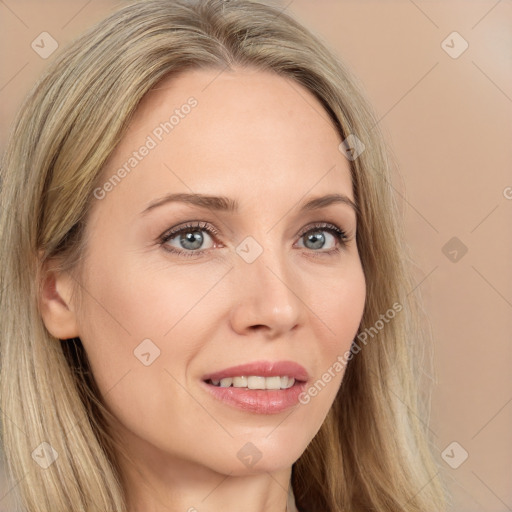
[200,380,307,414]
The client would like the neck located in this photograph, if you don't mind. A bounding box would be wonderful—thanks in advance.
[119,449,294,512]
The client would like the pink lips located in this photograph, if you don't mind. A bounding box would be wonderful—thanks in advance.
[201,360,309,415]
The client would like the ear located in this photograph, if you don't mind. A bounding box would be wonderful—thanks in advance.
[38,257,80,340]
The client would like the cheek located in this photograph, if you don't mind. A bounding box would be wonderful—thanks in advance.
[292,262,365,423]
[75,252,228,395]
[312,262,366,353]
[74,259,198,445]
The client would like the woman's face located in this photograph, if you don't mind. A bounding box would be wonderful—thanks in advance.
[73,68,365,482]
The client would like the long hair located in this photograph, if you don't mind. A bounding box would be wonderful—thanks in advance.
[0,1,448,510]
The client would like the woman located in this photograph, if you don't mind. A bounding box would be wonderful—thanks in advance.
[0,0,448,511]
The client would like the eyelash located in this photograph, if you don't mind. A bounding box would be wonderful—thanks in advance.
[158,221,349,259]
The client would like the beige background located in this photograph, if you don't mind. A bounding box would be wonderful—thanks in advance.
[1,1,511,510]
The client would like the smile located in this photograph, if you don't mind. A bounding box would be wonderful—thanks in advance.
[207,376,296,389]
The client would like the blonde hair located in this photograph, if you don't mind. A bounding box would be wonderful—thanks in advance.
[0,0,448,510]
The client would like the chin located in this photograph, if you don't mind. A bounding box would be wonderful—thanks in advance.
[215,437,306,475]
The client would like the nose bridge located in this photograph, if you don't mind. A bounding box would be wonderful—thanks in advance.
[230,234,303,335]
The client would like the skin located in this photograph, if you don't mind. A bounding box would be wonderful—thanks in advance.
[40,68,366,512]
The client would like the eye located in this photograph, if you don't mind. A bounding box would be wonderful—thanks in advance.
[295,223,348,255]
[159,221,218,258]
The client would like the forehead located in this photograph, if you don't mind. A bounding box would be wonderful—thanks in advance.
[96,67,353,218]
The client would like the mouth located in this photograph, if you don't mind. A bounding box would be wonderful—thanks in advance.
[201,360,309,414]
[202,359,309,386]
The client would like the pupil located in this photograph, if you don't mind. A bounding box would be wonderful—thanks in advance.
[306,231,325,250]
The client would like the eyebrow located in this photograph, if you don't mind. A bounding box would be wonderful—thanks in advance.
[140,192,357,216]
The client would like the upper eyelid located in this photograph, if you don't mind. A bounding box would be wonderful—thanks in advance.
[161,221,219,240]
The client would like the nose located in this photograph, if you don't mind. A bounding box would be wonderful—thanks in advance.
[229,245,304,339]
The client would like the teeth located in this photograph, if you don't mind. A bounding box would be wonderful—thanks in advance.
[232,376,247,387]
[248,376,266,389]
[209,376,296,390]
[259,376,280,390]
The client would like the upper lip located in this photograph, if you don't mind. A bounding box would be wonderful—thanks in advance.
[202,360,309,383]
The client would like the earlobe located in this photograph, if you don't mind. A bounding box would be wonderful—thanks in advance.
[38,262,80,340]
